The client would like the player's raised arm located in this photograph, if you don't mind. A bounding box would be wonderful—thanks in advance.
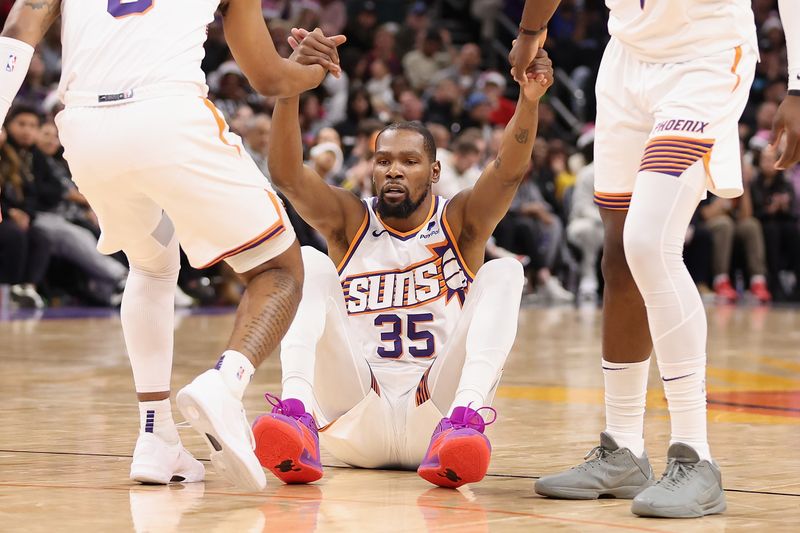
[268,93,365,256]
[772,0,800,169]
[0,0,60,124]
[509,0,560,83]
[446,49,553,260]
[221,0,344,97]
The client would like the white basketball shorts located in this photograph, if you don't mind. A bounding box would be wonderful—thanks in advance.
[593,38,757,210]
[56,93,295,272]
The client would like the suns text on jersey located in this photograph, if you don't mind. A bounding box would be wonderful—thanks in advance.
[342,244,468,315]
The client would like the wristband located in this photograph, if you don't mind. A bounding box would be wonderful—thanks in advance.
[0,36,34,125]
[788,90,800,97]
[519,25,546,37]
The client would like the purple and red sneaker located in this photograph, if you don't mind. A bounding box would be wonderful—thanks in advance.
[252,394,323,484]
[417,405,496,488]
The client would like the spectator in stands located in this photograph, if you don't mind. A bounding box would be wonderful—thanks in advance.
[423,77,462,129]
[536,101,573,143]
[459,91,493,135]
[397,90,425,122]
[434,136,482,199]
[335,87,374,155]
[36,121,99,236]
[751,145,800,300]
[394,4,427,57]
[16,52,49,109]
[5,105,128,305]
[567,130,602,301]
[0,127,50,308]
[479,71,516,127]
[365,59,395,110]
[432,42,483,95]
[495,171,573,303]
[299,91,328,144]
[243,114,272,178]
[699,155,771,303]
[402,29,454,91]
[355,23,402,82]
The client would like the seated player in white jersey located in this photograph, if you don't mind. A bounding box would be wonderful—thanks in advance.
[512,0,800,519]
[246,41,555,488]
[0,1,343,491]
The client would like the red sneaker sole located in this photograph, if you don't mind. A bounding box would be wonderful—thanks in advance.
[418,434,490,488]
[252,416,323,484]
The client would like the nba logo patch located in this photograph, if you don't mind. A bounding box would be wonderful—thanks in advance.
[236,366,245,380]
[5,53,16,73]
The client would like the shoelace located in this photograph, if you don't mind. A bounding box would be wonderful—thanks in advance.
[450,403,498,430]
[264,393,318,431]
[656,459,694,490]
[577,445,612,470]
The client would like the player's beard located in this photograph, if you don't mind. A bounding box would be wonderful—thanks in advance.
[377,186,429,219]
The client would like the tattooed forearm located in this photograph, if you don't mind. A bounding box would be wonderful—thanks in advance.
[514,128,530,144]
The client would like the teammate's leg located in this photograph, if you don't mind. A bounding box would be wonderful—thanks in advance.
[415,258,524,488]
[122,216,204,484]
[535,38,656,500]
[252,246,374,483]
[176,239,303,492]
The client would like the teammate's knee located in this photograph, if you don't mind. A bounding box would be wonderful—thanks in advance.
[126,237,180,281]
[601,229,634,289]
[622,217,660,276]
[475,258,525,293]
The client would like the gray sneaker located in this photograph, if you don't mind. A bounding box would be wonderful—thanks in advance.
[631,443,726,518]
[534,432,654,499]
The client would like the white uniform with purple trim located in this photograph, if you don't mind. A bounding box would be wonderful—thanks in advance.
[594,0,758,208]
[339,196,473,400]
[318,196,476,469]
[54,0,294,270]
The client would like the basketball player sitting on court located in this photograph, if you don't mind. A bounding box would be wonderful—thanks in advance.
[510,0,800,519]
[0,1,343,492]
[247,34,554,488]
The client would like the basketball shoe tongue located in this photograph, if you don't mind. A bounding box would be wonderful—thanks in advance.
[266,395,316,433]
[440,406,488,433]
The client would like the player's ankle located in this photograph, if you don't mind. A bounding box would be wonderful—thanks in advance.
[215,350,255,400]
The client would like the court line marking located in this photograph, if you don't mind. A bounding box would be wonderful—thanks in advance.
[0,481,674,532]
[1,449,798,498]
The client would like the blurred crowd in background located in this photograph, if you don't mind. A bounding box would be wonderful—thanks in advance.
[1,0,798,310]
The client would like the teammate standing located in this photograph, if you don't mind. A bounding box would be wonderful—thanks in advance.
[250,42,554,488]
[515,0,800,518]
[0,0,342,491]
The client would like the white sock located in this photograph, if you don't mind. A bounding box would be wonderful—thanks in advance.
[215,350,255,400]
[281,375,315,411]
[139,398,179,444]
[603,358,650,457]
[658,355,711,461]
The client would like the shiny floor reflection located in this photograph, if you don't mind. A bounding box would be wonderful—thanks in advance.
[1,305,798,532]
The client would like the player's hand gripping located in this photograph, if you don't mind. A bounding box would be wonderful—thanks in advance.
[771,93,800,170]
[509,29,547,85]
[288,27,346,79]
[518,48,554,101]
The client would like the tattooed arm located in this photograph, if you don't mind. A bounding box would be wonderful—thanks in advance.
[444,49,554,273]
[1,0,61,45]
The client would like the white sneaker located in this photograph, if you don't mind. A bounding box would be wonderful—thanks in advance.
[544,277,574,303]
[11,284,45,309]
[578,276,598,301]
[176,369,267,491]
[175,285,196,308]
[130,433,205,484]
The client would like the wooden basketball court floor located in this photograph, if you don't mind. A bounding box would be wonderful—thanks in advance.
[1,304,798,532]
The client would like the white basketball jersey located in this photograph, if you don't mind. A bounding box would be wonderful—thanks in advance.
[58,0,217,101]
[338,197,472,397]
[606,0,757,63]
